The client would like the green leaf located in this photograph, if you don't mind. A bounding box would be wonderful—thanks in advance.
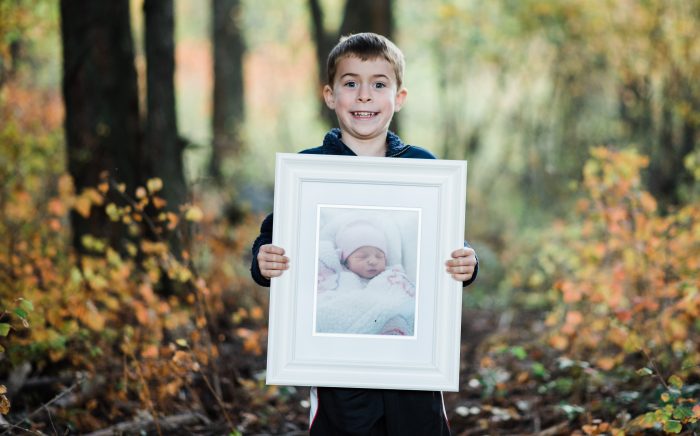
[636,367,653,376]
[668,375,683,389]
[673,406,693,420]
[663,420,682,433]
[531,362,549,378]
[19,299,33,312]
[13,308,27,319]
[509,346,527,360]
[70,267,83,284]
[642,411,656,425]
[0,323,10,336]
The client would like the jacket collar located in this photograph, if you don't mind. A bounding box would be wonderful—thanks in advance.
[322,128,409,157]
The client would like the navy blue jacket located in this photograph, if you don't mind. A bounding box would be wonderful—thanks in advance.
[250,128,478,287]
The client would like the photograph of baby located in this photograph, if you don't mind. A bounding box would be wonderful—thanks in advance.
[313,206,420,337]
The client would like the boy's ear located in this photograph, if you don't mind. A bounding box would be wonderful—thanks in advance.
[394,87,408,112]
[323,84,336,110]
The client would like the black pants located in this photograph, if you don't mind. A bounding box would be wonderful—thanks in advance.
[310,387,451,436]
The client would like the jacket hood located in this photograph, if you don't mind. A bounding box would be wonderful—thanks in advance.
[321,128,410,157]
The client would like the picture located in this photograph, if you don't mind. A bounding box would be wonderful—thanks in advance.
[266,153,467,391]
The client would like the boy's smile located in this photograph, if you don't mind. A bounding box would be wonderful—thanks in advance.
[323,56,407,156]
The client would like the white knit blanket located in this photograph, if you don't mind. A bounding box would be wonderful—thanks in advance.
[315,262,416,336]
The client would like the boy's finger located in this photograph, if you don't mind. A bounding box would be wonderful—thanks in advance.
[446,265,474,274]
[445,257,472,267]
[260,260,289,271]
[451,247,475,258]
[261,244,285,255]
[450,272,473,281]
[259,253,288,264]
[263,269,284,278]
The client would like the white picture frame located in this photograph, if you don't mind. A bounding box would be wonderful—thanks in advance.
[266,153,467,392]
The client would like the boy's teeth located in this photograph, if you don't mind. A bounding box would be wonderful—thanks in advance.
[353,112,374,117]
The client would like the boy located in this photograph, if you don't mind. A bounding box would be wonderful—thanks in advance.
[251,33,478,435]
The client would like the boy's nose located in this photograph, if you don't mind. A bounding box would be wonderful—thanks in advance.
[357,84,372,102]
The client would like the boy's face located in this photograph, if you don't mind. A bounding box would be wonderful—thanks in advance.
[345,246,387,280]
[323,56,407,149]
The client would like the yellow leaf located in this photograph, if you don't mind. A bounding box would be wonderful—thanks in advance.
[668,374,683,389]
[106,203,120,221]
[83,188,103,205]
[185,205,203,222]
[80,300,106,331]
[0,393,10,415]
[147,178,163,193]
[58,174,75,197]
[74,196,92,218]
[135,187,147,199]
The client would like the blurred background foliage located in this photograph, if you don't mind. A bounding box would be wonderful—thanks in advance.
[1,0,699,434]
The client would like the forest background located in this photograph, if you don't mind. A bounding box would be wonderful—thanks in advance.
[1,0,699,435]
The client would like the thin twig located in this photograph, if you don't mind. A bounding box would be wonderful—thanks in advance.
[0,375,86,436]
[642,348,669,390]
[0,422,43,436]
[130,354,162,436]
[200,369,234,429]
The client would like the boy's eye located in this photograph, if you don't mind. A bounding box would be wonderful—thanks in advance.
[344,81,357,88]
[374,82,387,89]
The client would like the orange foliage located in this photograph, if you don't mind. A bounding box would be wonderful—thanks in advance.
[546,148,700,369]
[0,71,270,429]
[520,147,700,432]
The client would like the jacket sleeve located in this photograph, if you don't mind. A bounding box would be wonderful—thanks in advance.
[463,240,479,287]
[250,213,274,287]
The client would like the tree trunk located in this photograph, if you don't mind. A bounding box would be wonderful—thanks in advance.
[144,0,185,212]
[338,0,393,37]
[210,0,246,183]
[308,0,398,133]
[60,0,142,252]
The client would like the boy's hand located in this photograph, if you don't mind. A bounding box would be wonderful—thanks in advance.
[445,247,477,282]
[258,244,290,279]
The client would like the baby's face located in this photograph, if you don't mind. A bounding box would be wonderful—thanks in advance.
[345,246,387,279]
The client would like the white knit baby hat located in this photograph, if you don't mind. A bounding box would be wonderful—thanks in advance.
[335,219,388,261]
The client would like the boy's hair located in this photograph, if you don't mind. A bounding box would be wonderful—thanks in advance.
[326,32,405,88]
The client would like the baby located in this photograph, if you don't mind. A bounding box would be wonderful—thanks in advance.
[336,219,389,282]
[315,219,416,335]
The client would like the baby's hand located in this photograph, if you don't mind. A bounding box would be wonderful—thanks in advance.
[258,244,289,279]
[445,247,477,282]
